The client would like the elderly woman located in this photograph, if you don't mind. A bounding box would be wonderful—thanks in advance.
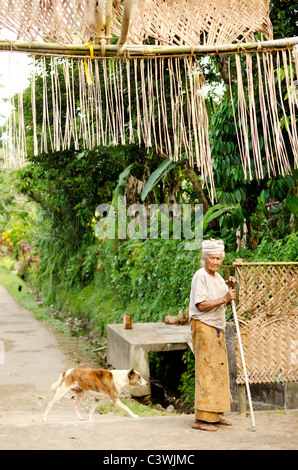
[189,239,237,432]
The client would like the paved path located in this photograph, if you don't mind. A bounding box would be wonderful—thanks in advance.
[0,282,297,451]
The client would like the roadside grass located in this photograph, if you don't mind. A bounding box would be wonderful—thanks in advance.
[96,398,171,418]
[0,256,178,418]
[50,272,125,336]
[0,257,69,335]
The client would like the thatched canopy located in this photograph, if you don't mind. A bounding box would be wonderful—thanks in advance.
[0,1,273,46]
[0,1,297,202]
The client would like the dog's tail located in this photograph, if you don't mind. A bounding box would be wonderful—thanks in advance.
[51,372,64,392]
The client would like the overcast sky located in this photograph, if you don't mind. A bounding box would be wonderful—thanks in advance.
[0,30,31,125]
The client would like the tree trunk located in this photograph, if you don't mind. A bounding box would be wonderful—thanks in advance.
[217,54,232,85]
[183,164,210,214]
[246,219,258,251]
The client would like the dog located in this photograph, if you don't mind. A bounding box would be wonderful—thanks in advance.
[43,368,147,422]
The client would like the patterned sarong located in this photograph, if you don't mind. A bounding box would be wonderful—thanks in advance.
[191,319,231,422]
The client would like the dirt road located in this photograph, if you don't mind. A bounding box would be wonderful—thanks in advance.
[0,282,297,451]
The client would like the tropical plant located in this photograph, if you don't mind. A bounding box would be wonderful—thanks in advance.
[141,157,187,202]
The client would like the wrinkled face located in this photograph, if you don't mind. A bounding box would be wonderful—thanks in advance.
[203,254,223,274]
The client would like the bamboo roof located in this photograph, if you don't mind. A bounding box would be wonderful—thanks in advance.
[0,0,273,47]
[0,1,297,203]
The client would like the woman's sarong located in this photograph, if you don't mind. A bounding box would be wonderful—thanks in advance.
[191,319,231,422]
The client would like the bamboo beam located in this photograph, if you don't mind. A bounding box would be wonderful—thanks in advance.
[233,261,298,266]
[0,36,297,58]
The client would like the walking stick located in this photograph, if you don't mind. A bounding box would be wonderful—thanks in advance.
[228,280,256,431]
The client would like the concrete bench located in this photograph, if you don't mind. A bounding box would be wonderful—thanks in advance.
[107,322,191,396]
[107,321,298,409]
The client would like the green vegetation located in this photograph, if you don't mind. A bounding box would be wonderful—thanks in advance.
[0,257,70,335]
[0,1,297,412]
[96,398,174,418]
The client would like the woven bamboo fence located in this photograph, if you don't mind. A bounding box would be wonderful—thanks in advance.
[233,261,298,385]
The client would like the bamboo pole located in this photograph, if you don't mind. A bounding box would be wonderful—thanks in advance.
[94,0,105,44]
[227,279,256,432]
[231,296,256,431]
[0,36,297,58]
[105,0,113,45]
[118,0,134,48]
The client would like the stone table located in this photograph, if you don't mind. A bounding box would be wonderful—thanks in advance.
[107,322,191,396]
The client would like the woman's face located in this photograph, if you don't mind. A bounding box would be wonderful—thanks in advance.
[204,254,223,275]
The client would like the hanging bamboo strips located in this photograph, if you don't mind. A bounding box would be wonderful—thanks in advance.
[229,49,297,181]
[1,46,297,200]
[1,55,214,197]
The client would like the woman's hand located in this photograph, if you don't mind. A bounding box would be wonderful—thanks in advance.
[226,276,238,288]
[196,288,236,312]
[223,289,236,304]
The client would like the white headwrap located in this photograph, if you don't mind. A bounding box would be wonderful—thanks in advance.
[202,239,225,257]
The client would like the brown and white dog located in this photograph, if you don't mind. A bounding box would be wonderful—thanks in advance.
[43,368,147,422]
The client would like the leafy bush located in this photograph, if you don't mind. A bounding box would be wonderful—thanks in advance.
[249,232,298,261]
[224,232,298,264]
[98,238,201,323]
[178,349,195,410]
